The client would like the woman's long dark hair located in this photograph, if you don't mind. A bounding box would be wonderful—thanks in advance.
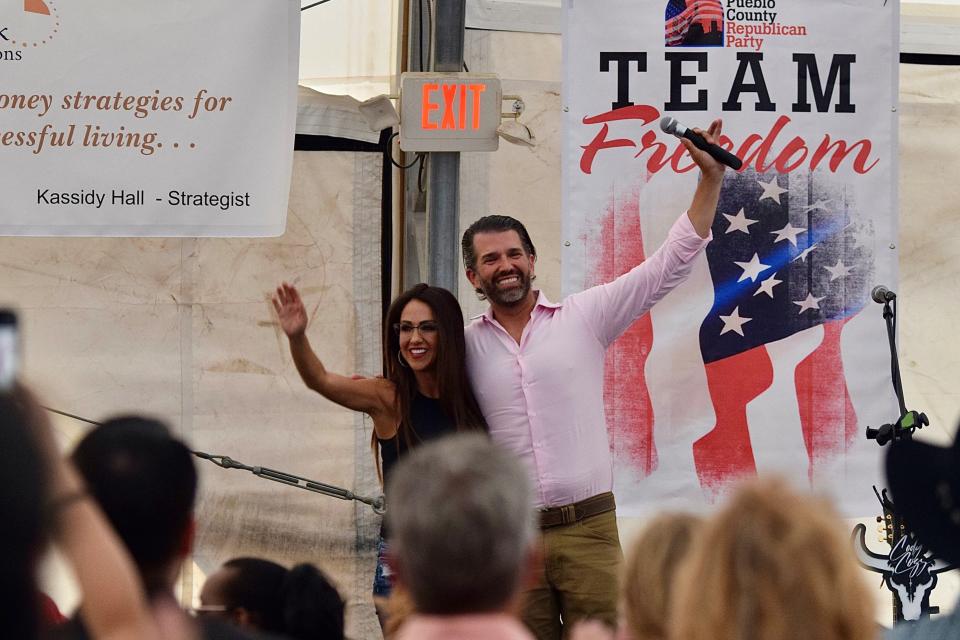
[375,284,487,479]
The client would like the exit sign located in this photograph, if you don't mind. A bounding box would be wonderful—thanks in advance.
[400,73,502,152]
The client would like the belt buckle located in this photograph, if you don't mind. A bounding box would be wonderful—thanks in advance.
[561,504,577,525]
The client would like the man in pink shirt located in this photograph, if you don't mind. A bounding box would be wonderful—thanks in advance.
[460,120,727,639]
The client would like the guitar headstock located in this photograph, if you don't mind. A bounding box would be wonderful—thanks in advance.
[875,487,906,547]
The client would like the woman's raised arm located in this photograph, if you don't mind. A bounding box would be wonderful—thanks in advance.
[273,282,394,420]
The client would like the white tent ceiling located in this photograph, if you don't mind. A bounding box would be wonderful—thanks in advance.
[297,0,960,103]
[299,0,400,100]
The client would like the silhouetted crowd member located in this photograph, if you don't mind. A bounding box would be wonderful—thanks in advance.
[670,478,876,640]
[387,433,537,640]
[49,415,262,640]
[621,513,702,640]
[1,386,174,640]
[199,557,345,640]
[886,425,960,639]
[1,390,48,639]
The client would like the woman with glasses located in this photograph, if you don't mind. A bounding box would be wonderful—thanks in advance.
[196,558,344,640]
[272,282,487,622]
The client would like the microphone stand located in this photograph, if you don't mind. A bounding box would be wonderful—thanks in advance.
[193,451,386,515]
[37,406,388,514]
[857,293,937,625]
[865,296,928,445]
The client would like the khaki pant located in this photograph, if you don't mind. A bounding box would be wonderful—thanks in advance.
[521,509,623,640]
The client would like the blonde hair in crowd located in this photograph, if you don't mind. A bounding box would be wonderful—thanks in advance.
[622,513,702,640]
[670,478,877,640]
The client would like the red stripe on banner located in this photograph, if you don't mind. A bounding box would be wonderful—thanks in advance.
[794,318,859,480]
[666,7,723,34]
[666,1,723,42]
[587,185,658,476]
[693,344,773,496]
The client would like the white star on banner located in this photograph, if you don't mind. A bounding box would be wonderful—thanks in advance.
[719,306,752,336]
[754,274,783,298]
[802,199,833,213]
[793,245,817,263]
[723,208,758,235]
[770,222,806,247]
[734,253,771,283]
[824,259,853,281]
[758,177,788,204]
[794,292,825,313]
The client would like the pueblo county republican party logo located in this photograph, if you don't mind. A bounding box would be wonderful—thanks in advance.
[1,0,60,62]
[665,0,807,51]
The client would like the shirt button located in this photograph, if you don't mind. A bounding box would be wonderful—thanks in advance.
[529,411,537,418]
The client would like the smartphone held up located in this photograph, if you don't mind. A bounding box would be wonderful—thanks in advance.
[0,310,18,393]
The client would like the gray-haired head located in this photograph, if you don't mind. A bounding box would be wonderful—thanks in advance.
[385,433,535,615]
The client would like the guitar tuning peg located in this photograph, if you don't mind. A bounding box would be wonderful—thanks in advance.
[876,516,883,522]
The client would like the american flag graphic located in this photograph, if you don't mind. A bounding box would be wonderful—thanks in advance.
[589,169,875,502]
[665,0,724,46]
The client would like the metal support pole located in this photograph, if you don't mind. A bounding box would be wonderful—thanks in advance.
[426,0,466,290]
[402,0,426,289]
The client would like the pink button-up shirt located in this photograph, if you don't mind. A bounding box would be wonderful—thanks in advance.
[465,213,711,508]
[396,613,535,640]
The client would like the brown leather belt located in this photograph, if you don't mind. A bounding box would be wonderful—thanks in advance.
[538,492,616,530]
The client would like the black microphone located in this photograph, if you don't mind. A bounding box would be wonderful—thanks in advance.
[871,285,896,304]
[660,117,743,170]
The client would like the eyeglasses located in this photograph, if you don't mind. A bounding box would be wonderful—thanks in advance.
[393,321,439,336]
[188,604,230,618]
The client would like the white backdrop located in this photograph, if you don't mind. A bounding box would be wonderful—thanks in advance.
[0,0,298,236]
[563,0,899,516]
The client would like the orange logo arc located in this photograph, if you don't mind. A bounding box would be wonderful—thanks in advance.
[24,0,51,16]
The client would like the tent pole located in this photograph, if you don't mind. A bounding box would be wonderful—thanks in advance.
[425,0,466,291]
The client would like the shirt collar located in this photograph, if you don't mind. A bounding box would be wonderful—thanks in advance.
[472,290,562,322]
[398,613,534,640]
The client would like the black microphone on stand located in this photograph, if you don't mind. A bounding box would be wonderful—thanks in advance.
[863,281,929,446]
[871,285,896,304]
[660,116,743,170]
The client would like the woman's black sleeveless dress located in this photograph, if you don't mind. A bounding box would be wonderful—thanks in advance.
[372,392,455,597]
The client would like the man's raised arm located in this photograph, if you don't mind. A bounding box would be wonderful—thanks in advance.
[683,118,727,238]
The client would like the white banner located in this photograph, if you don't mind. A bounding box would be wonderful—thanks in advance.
[563,0,899,516]
[0,0,299,236]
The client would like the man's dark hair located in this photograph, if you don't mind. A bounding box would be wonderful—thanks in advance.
[460,215,537,271]
[71,416,196,594]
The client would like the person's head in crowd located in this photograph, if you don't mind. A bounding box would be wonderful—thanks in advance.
[886,423,960,567]
[198,558,345,640]
[71,415,197,596]
[0,390,48,639]
[385,432,536,615]
[670,478,875,640]
[621,513,701,640]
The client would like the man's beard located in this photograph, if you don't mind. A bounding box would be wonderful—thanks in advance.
[481,269,533,306]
